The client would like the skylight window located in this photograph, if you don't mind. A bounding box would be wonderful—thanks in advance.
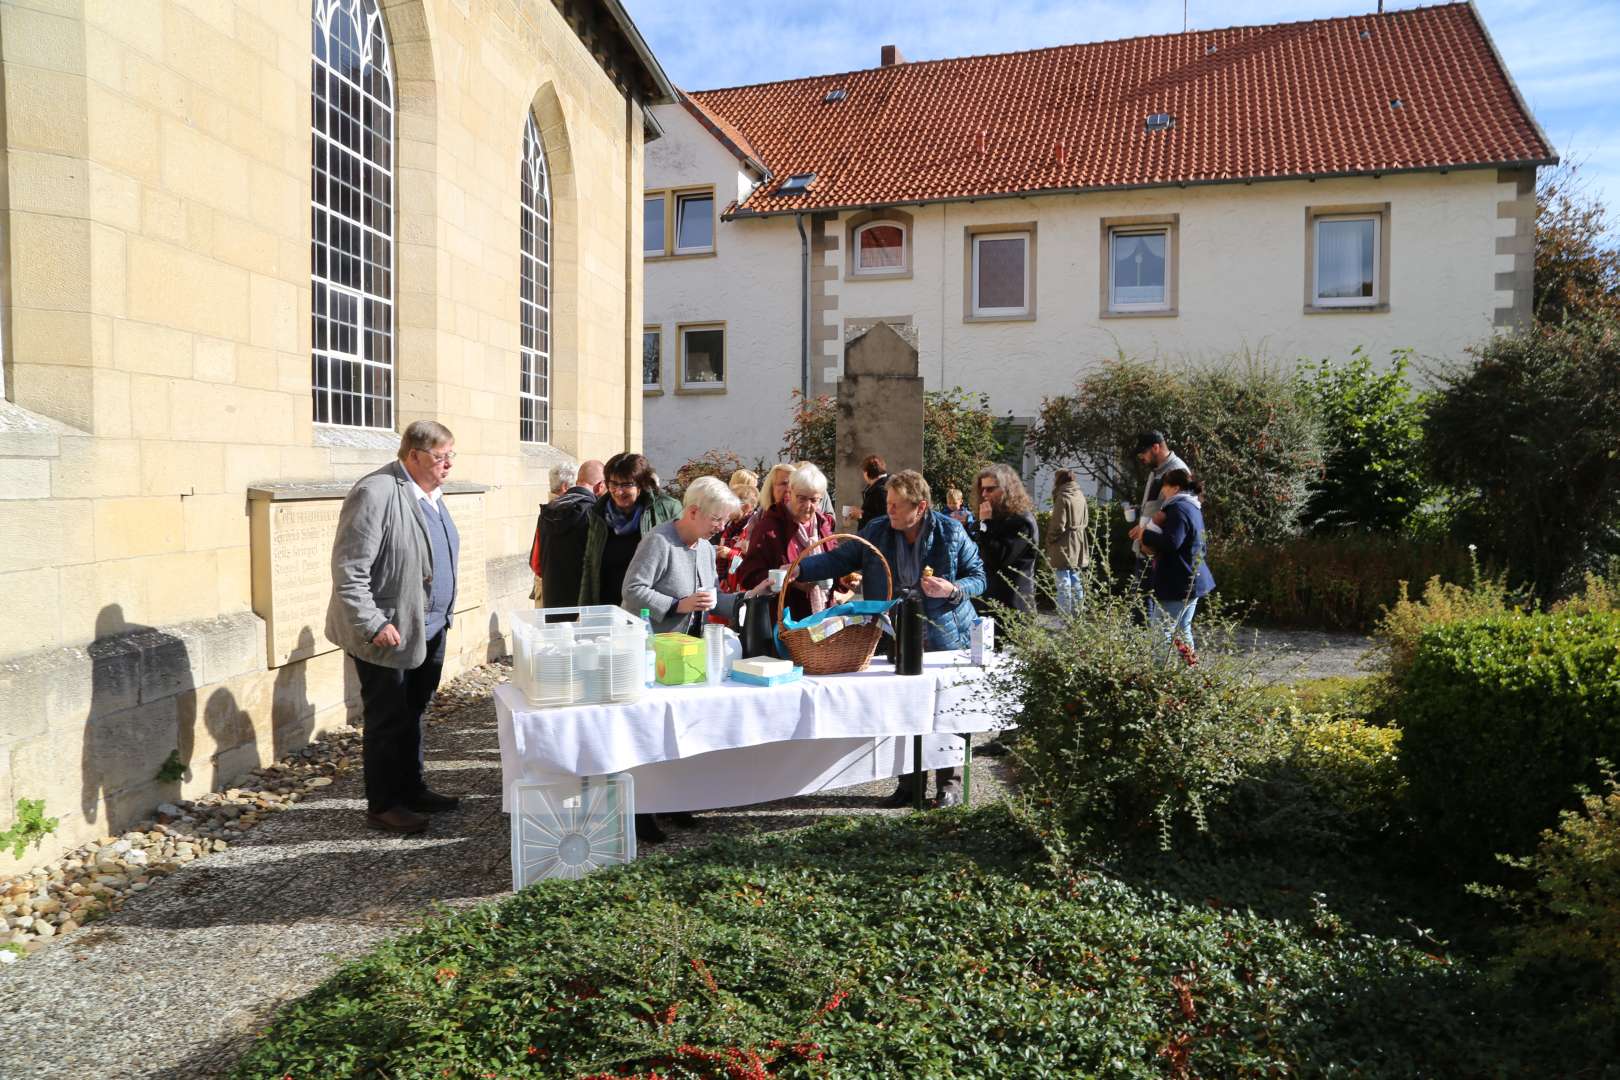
[778,173,816,196]
[1145,113,1175,131]
[823,89,847,103]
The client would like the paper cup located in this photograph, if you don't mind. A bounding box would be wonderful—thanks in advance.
[767,568,787,591]
[1122,506,1137,523]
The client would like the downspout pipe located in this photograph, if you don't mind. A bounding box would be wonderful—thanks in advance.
[795,213,809,400]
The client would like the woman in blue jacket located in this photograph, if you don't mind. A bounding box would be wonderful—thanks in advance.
[790,470,986,806]
[1130,468,1214,661]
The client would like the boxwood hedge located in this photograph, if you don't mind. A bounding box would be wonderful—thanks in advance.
[1399,610,1620,876]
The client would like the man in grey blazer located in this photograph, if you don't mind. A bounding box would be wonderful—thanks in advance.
[325,420,463,834]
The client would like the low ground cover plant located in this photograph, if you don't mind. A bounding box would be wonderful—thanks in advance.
[232,806,1589,1079]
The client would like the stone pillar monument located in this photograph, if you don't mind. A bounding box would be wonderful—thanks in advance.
[835,321,923,522]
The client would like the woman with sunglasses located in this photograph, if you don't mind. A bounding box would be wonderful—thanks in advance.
[971,463,1039,613]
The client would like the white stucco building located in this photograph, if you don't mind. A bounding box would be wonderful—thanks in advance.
[642,3,1553,496]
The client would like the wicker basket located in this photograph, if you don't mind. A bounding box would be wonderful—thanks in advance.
[776,533,893,675]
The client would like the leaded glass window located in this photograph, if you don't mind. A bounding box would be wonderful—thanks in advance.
[519,112,551,443]
[311,0,394,428]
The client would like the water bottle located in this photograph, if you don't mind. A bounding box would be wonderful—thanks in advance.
[640,608,656,687]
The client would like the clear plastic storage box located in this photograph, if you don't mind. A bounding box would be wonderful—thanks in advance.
[510,773,635,888]
[510,605,647,708]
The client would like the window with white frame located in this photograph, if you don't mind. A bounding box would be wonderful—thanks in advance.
[643,195,665,255]
[971,231,1031,317]
[1108,227,1170,311]
[853,221,907,275]
[644,188,716,257]
[642,327,662,392]
[674,191,714,254]
[311,0,394,429]
[679,323,725,390]
[1313,214,1379,307]
[519,112,551,443]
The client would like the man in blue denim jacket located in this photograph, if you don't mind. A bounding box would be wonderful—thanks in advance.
[791,469,986,806]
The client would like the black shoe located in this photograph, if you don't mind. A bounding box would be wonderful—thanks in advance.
[878,785,917,809]
[936,787,964,809]
[404,788,461,813]
[663,812,699,829]
[634,813,667,845]
[366,807,429,834]
[976,739,1011,757]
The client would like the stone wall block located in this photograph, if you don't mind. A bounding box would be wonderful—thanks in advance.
[0,460,53,500]
[132,627,199,704]
[197,612,267,686]
[85,634,143,717]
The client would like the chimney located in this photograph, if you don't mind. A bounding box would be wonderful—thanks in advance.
[880,44,906,67]
[975,130,987,155]
[1055,140,1067,167]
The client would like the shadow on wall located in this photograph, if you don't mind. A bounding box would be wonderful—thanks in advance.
[272,628,316,761]
[81,604,195,827]
[486,610,509,662]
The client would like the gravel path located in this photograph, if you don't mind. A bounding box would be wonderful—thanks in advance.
[1230,626,1375,683]
[0,659,1015,1079]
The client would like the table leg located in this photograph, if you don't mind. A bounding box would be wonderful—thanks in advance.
[961,733,973,806]
[912,734,926,811]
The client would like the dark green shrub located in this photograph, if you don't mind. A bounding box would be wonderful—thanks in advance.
[1399,611,1620,875]
[1297,349,1430,533]
[1423,319,1620,599]
[1216,533,1475,631]
[1029,355,1323,547]
[1476,764,1620,1034]
[985,585,1280,850]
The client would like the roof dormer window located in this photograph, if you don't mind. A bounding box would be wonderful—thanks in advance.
[778,173,816,196]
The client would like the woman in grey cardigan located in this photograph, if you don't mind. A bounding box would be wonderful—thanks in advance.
[622,476,774,635]
[620,475,775,844]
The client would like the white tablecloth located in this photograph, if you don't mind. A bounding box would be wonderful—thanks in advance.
[496,651,1004,813]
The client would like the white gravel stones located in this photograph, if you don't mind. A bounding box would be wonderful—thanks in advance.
[0,725,365,956]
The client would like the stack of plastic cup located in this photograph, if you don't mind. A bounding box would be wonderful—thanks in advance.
[702,623,726,686]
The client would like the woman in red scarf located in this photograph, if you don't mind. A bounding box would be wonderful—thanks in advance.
[737,462,838,620]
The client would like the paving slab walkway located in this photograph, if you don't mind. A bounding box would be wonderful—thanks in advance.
[0,627,1367,1079]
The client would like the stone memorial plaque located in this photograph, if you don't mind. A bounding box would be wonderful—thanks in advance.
[249,482,492,669]
[251,499,344,668]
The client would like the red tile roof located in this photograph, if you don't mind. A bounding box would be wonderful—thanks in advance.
[685,3,1554,217]
[678,91,768,178]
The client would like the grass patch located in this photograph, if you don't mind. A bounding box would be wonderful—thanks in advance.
[232,806,1593,1079]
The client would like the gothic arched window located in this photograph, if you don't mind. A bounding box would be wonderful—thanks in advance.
[311,0,395,428]
[519,112,551,443]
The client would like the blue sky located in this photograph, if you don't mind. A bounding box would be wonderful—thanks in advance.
[628,0,1620,221]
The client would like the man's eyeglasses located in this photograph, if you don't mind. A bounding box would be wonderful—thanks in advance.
[606,480,639,492]
[417,449,456,463]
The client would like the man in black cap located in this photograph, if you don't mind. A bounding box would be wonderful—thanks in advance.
[1130,431,1188,601]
